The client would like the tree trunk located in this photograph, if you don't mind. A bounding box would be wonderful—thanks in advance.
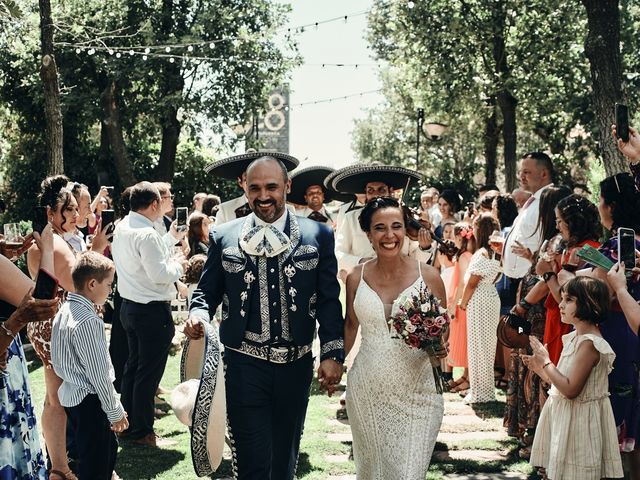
[101,80,137,187]
[492,0,518,191]
[154,0,184,181]
[483,97,500,186]
[581,0,626,175]
[38,0,63,175]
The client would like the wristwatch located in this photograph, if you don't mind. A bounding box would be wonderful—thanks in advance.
[542,271,557,283]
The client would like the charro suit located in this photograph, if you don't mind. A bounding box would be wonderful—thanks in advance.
[190,212,344,479]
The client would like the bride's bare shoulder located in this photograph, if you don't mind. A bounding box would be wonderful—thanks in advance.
[346,264,364,290]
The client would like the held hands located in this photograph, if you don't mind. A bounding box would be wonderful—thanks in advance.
[110,413,129,433]
[612,124,640,162]
[317,359,343,397]
[183,316,204,340]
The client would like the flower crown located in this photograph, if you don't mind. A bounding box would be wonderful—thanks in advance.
[462,227,474,240]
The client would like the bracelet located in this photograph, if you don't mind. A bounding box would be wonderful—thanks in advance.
[542,361,552,370]
[519,299,533,310]
[0,322,16,339]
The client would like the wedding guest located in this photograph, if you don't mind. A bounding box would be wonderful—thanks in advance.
[458,213,501,404]
[26,175,80,479]
[0,225,58,479]
[524,277,623,480]
[435,189,460,238]
[446,222,475,393]
[187,212,212,257]
[344,197,446,479]
[589,172,640,462]
[192,192,207,212]
[201,194,221,218]
[51,252,127,480]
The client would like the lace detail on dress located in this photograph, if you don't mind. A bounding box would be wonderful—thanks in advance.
[345,264,444,480]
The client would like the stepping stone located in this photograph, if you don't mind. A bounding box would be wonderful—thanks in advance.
[325,454,350,463]
[326,418,350,428]
[327,476,356,480]
[441,415,495,428]
[442,473,529,479]
[437,431,507,443]
[327,432,353,443]
[433,449,508,462]
[444,403,477,416]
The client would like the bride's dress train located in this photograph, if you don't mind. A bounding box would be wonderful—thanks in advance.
[346,263,444,480]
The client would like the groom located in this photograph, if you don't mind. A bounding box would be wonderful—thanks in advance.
[185,155,344,480]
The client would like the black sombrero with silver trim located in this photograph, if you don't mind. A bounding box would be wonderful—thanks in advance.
[332,164,423,194]
[205,151,299,180]
[172,321,226,477]
[288,166,338,205]
[322,166,357,203]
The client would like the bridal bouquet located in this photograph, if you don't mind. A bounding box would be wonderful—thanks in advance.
[388,285,450,394]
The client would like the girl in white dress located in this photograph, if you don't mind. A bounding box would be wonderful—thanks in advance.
[524,277,623,480]
[458,213,501,404]
[344,197,447,480]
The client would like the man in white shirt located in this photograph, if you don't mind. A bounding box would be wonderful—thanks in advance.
[111,181,188,447]
[502,151,554,287]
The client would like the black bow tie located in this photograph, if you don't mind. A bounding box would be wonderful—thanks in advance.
[234,203,252,219]
[308,210,329,223]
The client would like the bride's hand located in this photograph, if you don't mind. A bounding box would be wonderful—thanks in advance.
[318,359,343,397]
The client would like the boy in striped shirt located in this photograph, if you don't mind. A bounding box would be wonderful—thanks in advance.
[52,251,128,480]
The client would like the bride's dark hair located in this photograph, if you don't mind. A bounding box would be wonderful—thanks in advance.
[359,196,401,232]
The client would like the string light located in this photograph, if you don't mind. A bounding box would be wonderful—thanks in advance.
[285,89,381,108]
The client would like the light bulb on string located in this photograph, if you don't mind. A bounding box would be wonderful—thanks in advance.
[165,47,171,53]
[187,45,194,52]
[169,57,175,63]
[143,55,148,60]
[108,49,114,55]
[129,50,134,56]
[145,48,150,54]
[75,48,81,54]
[116,52,121,58]
[407,1,415,8]
[88,48,95,55]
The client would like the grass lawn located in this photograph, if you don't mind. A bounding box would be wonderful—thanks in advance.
[27,348,538,479]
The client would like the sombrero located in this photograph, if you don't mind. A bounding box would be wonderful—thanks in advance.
[171,321,226,477]
[288,166,338,205]
[332,164,423,194]
[205,151,299,180]
[322,166,357,203]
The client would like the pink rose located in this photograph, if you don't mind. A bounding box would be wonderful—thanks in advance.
[405,322,417,333]
[428,325,441,336]
[410,313,422,325]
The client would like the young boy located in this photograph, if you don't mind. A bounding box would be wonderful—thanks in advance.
[51,251,128,480]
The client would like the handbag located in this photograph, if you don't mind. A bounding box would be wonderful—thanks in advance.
[496,312,532,349]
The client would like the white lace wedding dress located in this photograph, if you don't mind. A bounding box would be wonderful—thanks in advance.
[346,263,444,480]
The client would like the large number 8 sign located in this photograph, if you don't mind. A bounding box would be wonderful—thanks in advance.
[264,92,286,132]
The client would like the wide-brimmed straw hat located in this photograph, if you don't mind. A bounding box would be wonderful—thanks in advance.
[288,166,339,205]
[205,151,299,180]
[332,164,423,194]
[171,321,226,477]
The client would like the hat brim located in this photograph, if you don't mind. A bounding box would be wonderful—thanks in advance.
[179,322,227,476]
[322,168,357,203]
[205,151,299,180]
[288,166,337,205]
[332,165,423,194]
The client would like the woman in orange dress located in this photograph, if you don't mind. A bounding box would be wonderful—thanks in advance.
[446,223,475,392]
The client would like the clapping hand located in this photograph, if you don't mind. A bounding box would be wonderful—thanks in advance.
[521,336,550,376]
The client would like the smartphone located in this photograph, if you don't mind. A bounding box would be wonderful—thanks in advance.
[104,186,115,194]
[618,227,636,270]
[176,207,188,232]
[101,209,115,235]
[33,268,59,300]
[616,103,629,143]
[32,206,48,234]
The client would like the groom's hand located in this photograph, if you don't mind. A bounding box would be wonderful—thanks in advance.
[318,359,343,397]
[184,316,204,340]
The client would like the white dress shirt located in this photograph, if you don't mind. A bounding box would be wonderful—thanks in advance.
[111,211,183,303]
[335,208,432,275]
[51,293,125,423]
[502,183,553,278]
[215,194,249,226]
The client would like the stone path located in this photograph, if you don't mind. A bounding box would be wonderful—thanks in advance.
[323,391,534,480]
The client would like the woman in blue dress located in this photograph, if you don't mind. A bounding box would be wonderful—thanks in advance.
[0,225,59,479]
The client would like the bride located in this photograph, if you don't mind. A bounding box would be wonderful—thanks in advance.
[345,196,447,479]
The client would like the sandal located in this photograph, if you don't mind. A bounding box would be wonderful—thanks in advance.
[450,379,470,393]
[49,470,78,480]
